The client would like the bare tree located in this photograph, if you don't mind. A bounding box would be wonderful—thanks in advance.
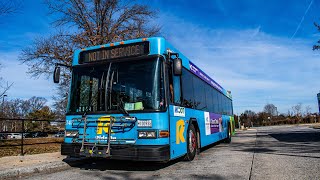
[292,103,303,123]
[52,83,69,120]
[4,99,23,132]
[46,0,160,46]
[0,0,21,16]
[292,103,302,116]
[19,0,161,116]
[1,97,47,118]
[305,105,312,116]
[0,80,13,99]
[314,22,320,50]
[263,103,278,116]
[242,110,256,127]
[0,59,13,99]
[28,96,47,111]
[244,110,256,117]
[0,97,53,132]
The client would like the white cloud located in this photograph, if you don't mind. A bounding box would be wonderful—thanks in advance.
[0,12,319,115]
[0,52,56,106]
[160,13,320,114]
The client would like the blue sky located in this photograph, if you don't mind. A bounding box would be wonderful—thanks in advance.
[0,0,320,114]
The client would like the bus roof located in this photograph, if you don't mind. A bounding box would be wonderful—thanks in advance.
[73,37,232,99]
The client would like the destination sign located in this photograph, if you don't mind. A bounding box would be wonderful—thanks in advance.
[79,42,149,63]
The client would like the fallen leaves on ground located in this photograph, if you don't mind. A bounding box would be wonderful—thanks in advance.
[0,138,63,158]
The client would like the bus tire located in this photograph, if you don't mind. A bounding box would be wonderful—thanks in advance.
[224,123,232,143]
[184,123,197,161]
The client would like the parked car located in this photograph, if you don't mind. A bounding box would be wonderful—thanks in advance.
[23,132,34,138]
[0,133,7,139]
[7,133,22,139]
[54,131,64,137]
[32,132,48,138]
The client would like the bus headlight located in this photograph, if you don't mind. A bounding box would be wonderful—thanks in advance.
[65,130,78,137]
[138,131,156,139]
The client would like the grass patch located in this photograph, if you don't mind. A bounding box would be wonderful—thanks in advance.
[0,138,63,158]
[313,125,320,129]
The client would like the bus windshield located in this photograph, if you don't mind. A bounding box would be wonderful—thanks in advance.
[68,57,164,114]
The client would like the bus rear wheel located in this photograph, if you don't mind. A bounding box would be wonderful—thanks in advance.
[224,123,232,143]
[184,123,197,161]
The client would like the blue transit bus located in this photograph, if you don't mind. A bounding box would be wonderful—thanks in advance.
[53,37,234,161]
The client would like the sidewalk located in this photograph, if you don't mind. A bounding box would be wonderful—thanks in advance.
[0,152,83,179]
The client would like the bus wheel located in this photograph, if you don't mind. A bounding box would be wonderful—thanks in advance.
[224,123,232,143]
[184,123,197,161]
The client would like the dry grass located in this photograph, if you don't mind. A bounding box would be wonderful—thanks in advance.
[313,125,320,129]
[0,138,63,158]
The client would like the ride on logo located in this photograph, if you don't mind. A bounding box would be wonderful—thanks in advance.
[96,116,113,134]
[176,119,186,144]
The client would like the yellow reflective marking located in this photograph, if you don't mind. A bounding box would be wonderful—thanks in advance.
[89,150,92,154]
[176,119,185,144]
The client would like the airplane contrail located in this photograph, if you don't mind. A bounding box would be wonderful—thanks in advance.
[291,0,314,39]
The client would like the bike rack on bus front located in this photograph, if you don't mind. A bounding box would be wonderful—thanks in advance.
[70,115,137,158]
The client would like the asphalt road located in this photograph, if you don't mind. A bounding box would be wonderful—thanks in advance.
[24,124,320,180]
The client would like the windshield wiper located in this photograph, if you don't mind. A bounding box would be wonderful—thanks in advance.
[109,70,129,116]
[105,63,112,111]
[109,70,115,109]
[99,72,105,110]
[104,63,129,116]
[119,97,129,116]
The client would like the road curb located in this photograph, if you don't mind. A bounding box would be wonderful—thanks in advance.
[0,158,86,179]
[0,161,68,179]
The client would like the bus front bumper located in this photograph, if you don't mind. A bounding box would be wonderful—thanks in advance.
[61,143,170,161]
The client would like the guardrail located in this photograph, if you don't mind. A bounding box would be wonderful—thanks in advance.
[0,117,65,156]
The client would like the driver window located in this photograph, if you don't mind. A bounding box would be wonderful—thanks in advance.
[168,62,181,105]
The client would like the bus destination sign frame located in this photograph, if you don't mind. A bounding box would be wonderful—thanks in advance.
[79,41,150,64]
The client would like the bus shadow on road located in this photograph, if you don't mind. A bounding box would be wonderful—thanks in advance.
[64,157,183,171]
[268,131,320,142]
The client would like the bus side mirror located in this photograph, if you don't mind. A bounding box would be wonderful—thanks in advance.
[53,66,60,83]
[173,58,182,76]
